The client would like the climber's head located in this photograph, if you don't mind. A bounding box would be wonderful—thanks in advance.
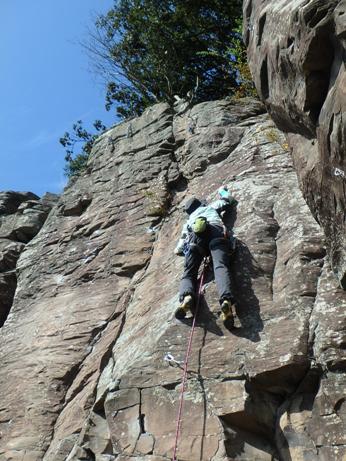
[184,197,202,215]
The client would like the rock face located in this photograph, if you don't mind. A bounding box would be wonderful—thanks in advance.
[0,99,345,461]
[0,192,57,326]
[244,0,346,288]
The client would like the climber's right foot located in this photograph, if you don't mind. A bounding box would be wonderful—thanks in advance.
[220,299,235,328]
[175,295,193,320]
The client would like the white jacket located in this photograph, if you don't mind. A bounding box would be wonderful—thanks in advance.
[174,197,234,254]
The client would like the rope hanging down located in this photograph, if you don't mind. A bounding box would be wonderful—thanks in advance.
[172,258,208,461]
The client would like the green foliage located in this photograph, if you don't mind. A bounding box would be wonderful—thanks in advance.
[61,2,258,175]
[59,120,106,178]
[87,0,244,118]
[228,18,257,99]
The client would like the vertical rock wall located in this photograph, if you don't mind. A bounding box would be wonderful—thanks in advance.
[244,0,346,288]
[0,192,57,326]
[0,100,345,460]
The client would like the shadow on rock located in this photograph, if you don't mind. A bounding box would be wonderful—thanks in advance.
[223,200,238,230]
[179,299,224,337]
[203,204,263,342]
[197,298,224,336]
[176,206,263,341]
[230,240,264,342]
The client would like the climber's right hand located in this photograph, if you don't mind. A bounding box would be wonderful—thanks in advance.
[174,246,184,256]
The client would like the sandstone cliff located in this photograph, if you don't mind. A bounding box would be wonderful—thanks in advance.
[244,0,346,289]
[0,192,57,327]
[0,99,345,461]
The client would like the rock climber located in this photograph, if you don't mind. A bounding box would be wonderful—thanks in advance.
[174,187,237,326]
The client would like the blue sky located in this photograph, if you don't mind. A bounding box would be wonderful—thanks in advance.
[0,0,118,197]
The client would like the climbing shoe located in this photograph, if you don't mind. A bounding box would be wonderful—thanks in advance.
[220,299,235,327]
[175,295,193,320]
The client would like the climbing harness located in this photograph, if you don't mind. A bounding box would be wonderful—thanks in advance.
[172,257,208,461]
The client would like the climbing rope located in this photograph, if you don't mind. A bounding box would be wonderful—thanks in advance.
[172,258,208,461]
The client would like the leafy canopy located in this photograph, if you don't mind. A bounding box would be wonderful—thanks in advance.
[61,0,257,178]
[228,18,258,99]
[87,0,244,118]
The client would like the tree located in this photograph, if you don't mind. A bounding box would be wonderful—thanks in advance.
[86,0,244,118]
[61,1,256,178]
[59,120,106,177]
[228,18,257,99]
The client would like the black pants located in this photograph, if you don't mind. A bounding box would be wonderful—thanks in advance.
[179,225,234,304]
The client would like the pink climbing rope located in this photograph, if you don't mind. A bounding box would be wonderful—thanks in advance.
[172,259,208,461]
